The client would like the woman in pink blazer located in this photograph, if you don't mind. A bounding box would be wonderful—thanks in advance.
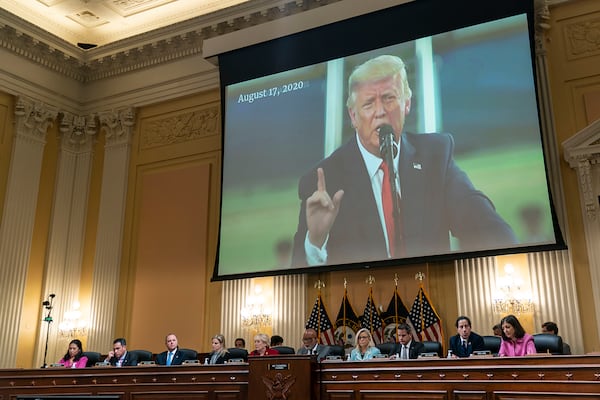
[498,315,536,357]
[58,339,88,368]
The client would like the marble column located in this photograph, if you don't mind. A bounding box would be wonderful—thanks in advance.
[86,108,135,352]
[33,112,97,367]
[0,97,57,368]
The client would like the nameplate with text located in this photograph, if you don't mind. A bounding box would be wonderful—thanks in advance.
[268,363,289,370]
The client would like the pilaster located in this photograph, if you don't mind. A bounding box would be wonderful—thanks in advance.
[33,112,97,367]
[0,97,56,368]
[87,108,135,352]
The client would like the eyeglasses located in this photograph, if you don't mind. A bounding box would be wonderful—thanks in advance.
[358,336,369,339]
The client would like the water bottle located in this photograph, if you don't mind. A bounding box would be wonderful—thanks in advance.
[447,349,453,359]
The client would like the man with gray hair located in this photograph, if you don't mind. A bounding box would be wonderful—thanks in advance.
[292,54,516,267]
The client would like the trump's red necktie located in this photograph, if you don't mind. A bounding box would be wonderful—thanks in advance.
[380,161,395,257]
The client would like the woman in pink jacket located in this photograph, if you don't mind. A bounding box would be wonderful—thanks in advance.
[58,339,88,368]
[498,314,536,357]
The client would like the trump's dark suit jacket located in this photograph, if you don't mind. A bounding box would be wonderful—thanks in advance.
[292,133,517,267]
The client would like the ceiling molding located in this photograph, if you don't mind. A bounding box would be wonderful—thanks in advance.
[0,0,345,84]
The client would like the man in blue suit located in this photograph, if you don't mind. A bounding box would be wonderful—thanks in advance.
[448,316,485,358]
[156,333,193,365]
[292,54,516,267]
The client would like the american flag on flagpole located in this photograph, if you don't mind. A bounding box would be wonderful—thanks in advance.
[408,286,443,344]
[306,294,335,345]
[361,289,384,344]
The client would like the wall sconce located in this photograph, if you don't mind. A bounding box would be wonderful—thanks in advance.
[241,285,272,331]
[493,263,534,314]
[58,301,88,338]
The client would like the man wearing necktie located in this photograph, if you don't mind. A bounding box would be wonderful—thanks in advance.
[104,338,138,367]
[448,316,485,358]
[393,323,424,360]
[156,333,185,366]
[296,328,332,361]
[291,54,517,268]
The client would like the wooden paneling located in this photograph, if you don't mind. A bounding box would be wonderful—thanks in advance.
[493,393,600,400]
[0,364,247,400]
[3,356,600,400]
[247,356,315,400]
[360,390,447,400]
[453,391,487,400]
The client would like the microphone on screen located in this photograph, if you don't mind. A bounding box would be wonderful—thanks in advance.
[378,124,400,211]
[378,124,398,162]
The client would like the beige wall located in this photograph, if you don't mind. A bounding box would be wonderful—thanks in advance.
[117,91,223,353]
[547,0,600,352]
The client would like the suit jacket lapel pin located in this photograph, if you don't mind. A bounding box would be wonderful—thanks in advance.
[412,162,422,170]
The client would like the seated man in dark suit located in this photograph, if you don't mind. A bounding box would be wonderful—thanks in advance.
[392,323,424,359]
[104,337,138,367]
[156,333,187,365]
[448,316,485,357]
[297,328,332,361]
[541,321,571,355]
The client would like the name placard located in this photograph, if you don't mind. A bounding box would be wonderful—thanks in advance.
[268,363,289,370]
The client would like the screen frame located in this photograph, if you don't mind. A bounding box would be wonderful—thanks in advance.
[212,0,566,281]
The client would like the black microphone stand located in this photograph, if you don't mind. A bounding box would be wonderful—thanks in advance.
[379,125,403,255]
[41,293,55,368]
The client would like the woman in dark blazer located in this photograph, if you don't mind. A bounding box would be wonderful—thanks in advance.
[208,334,230,364]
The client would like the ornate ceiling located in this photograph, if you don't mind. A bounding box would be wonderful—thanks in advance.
[0,0,570,112]
[0,0,251,48]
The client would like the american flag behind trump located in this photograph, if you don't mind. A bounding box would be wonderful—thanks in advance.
[361,289,384,344]
[306,294,335,345]
[408,286,443,344]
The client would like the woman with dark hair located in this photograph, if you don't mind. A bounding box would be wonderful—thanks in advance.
[208,334,230,364]
[58,339,88,368]
[498,314,536,356]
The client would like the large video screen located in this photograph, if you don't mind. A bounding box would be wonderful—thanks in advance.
[213,0,564,280]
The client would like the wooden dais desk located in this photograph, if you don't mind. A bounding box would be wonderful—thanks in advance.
[3,355,600,400]
[318,354,600,400]
[0,363,248,400]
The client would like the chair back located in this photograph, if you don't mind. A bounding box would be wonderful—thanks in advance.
[82,351,101,367]
[272,346,295,355]
[376,342,397,356]
[179,348,198,361]
[533,333,563,354]
[328,345,345,358]
[482,335,501,355]
[130,349,153,363]
[422,341,442,357]
[227,348,249,362]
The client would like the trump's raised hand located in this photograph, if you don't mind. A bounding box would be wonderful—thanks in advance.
[306,167,344,248]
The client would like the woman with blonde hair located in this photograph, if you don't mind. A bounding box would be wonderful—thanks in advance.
[350,328,381,361]
[208,334,230,364]
[249,333,280,356]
